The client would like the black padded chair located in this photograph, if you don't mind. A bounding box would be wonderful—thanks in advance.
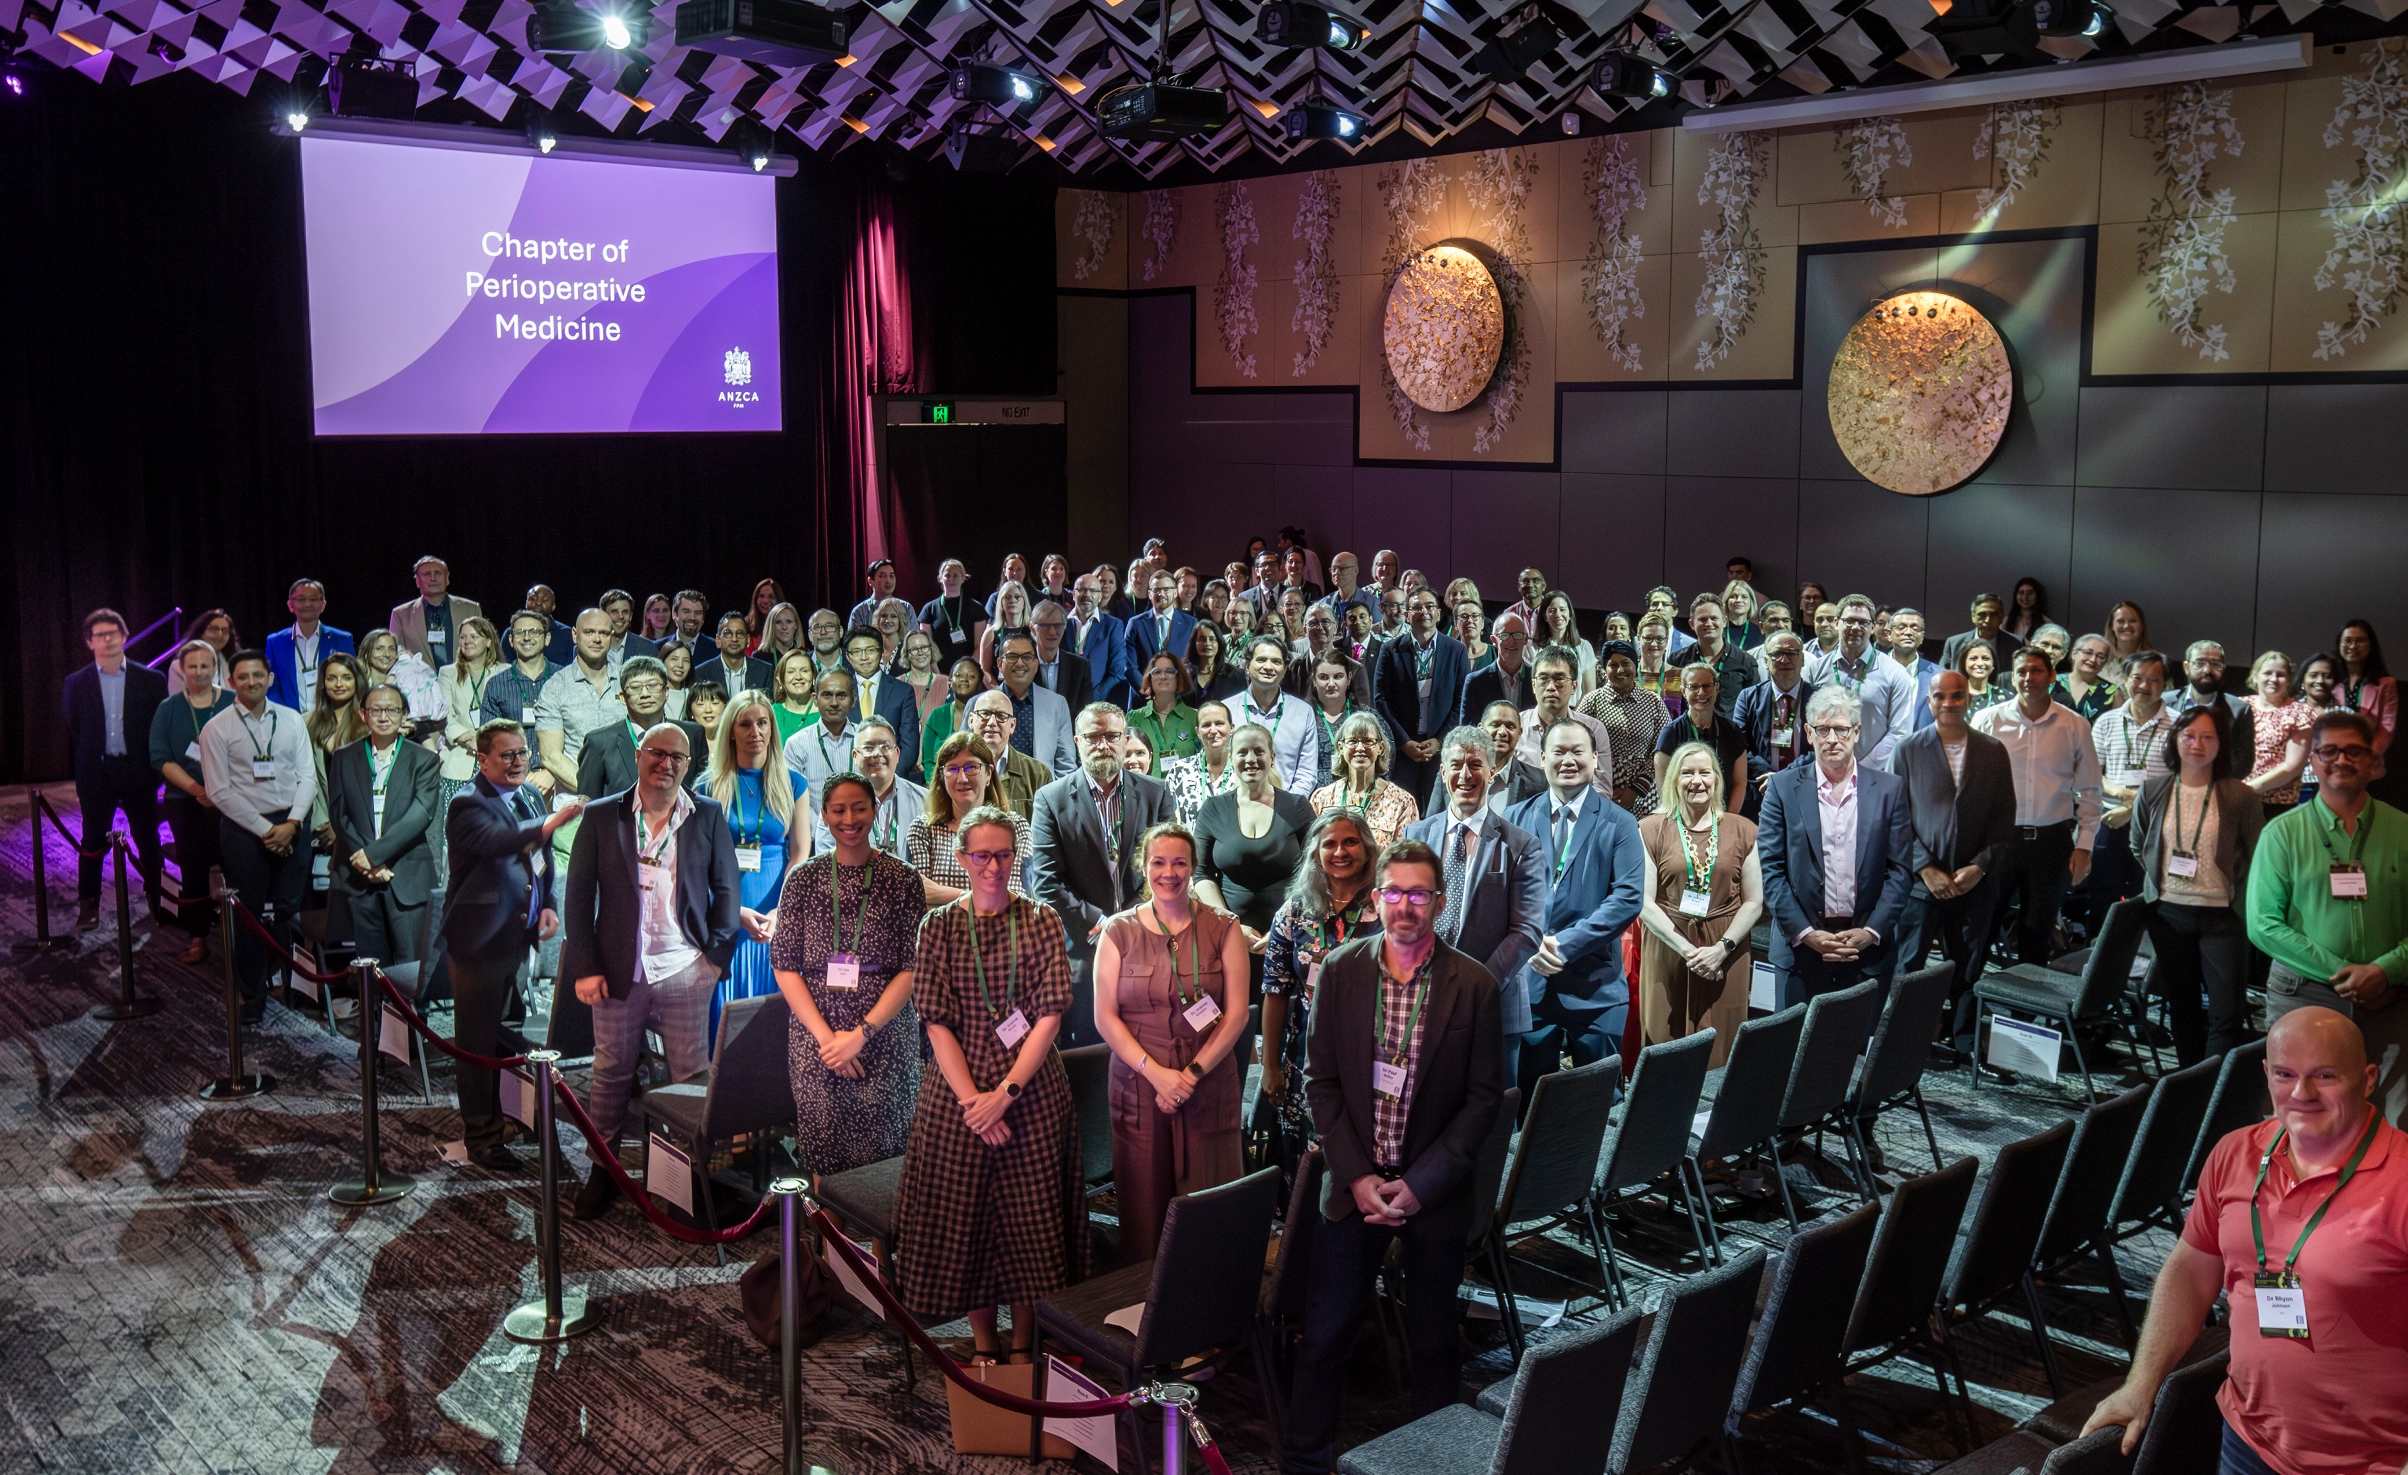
[1594,1028,1716,1293]
[1032,1167,1282,1472]
[1060,1041,1116,1189]
[2037,1426,2136,1473]
[1258,1144,1325,1441]
[1478,1056,1621,1360]
[1684,1002,1807,1264]
[1936,1121,2077,1405]
[812,1153,913,1388]
[1842,1156,1980,1454]
[1846,963,1954,1184]
[2183,1039,2270,1192]
[2131,1349,2230,1475]
[2105,1054,2220,1250]
[1335,1301,1644,1475]
[370,886,446,1103]
[1771,979,1883,1227]
[637,993,794,1264]
[1725,1202,1881,1469]
[1604,1244,1767,1475]
[2030,1083,2152,1353]
[1971,899,2153,1103]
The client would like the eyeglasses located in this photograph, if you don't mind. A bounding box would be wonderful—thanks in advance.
[622,681,665,697]
[855,740,898,757]
[1081,730,1128,745]
[2314,744,2375,762]
[638,748,691,767]
[961,849,1016,867]
[364,704,408,719]
[1378,887,1438,906]
[1809,724,1860,739]
[942,761,990,779]
[491,748,531,764]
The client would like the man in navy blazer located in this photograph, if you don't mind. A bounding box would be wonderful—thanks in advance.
[1756,685,1916,1012]
[61,607,168,927]
[1503,718,1647,1105]
[1373,587,1471,808]
[694,611,773,698]
[1120,567,1197,679]
[1733,631,1816,820]
[1886,609,1943,733]
[265,579,353,713]
[1405,726,1547,1081]
[840,628,924,782]
[1065,574,1132,709]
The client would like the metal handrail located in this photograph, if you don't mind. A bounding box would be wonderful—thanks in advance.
[132,606,187,669]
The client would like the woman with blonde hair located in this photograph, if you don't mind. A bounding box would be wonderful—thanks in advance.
[755,601,806,666]
[1635,739,1764,1065]
[436,616,503,867]
[1721,580,1763,651]
[705,689,809,1046]
[976,581,1032,681]
[745,579,787,653]
[908,730,1029,906]
[356,628,446,735]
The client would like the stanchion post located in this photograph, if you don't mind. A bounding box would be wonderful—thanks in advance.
[774,1178,808,1475]
[91,833,160,1021]
[330,959,414,1207]
[503,1051,600,1344]
[200,901,276,1100]
[1154,1382,1198,1475]
[14,793,66,954]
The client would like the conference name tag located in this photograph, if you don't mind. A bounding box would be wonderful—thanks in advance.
[522,706,536,724]
[1372,1059,1408,1098]
[1770,724,1794,748]
[428,628,446,645]
[1680,887,1712,917]
[185,740,202,762]
[825,954,860,991]
[1181,994,1221,1032]
[2167,854,2199,879]
[735,845,761,873]
[2332,865,2369,899]
[2255,1271,2309,1338]
[995,1009,1030,1049]
[1305,962,1322,1001]
[251,759,277,781]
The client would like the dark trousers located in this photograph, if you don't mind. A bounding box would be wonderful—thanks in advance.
[1515,998,1626,1108]
[75,756,163,901]
[2087,820,2143,940]
[342,881,427,966]
[1065,949,1100,1050]
[1995,822,2076,965]
[1901,881,2000,1049]
[218,814,308,1003]
[2220,1418,2281,1475]
[1282,1209,1470,1475]
[161,790,221,936]
[451,950,526,1154]
[1775,933,1899,1013]
[2148,902,2251,1066]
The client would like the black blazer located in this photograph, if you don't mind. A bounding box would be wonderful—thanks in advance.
[1460,660,1534,721]
[1029,770,1178,952]
[1887,725,2019,883]
[575,716,707,799]
[692,653,772,695]
[1372,633,1471,750]
[62,661,167,782]
[2131,774,2264,908]
[441,777,554,966]
[559,790,743,1000]
[1305,935,1502,1239]
[326,738,441,907]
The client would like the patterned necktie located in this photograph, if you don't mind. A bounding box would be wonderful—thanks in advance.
[1552,805,1572,880]
[1439,822,1470,942]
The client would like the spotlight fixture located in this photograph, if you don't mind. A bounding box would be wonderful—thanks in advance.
[1255,2,1365,51]
[1097,80,1228,140]
[2033,0,2111,37]
[1588,49,1670,100]
[526,1,653,54]
[949,62,1041,107]
[525,105,560,153]
[285,107,310,130]
[943,125,1021,171]
[1469,7,1563,80]
[2,44,29,98]
[729,119,774,171]
[1282,102,1362,142]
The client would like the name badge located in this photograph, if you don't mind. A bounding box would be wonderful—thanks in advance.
[1181,994,1222,1032]
[1372,1059,1408,1098]
[1770,724,1794,747]
[825,954,860,990]
[522,706,536,724]
[428,627,447,644]
[2118,769,2148,792]
[2166,853,2199,879]
[995,1009,1031,1049]
[1304,961,1322,1002]
[251,759,277,781]
[2332,864,2369,899]
[2254,1271,2308,1337]
[1680,887,1712,917]
[735,845,762,872]
[185,740,202,762]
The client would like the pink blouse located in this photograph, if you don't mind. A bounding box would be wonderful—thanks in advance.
[2245,696,2314,806]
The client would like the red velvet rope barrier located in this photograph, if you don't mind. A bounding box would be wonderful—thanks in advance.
[229,900,350,984]
[371,969,532,1071]
[547,1076,776,1245]
[35,795,121,860]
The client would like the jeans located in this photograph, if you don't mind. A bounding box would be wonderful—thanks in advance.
[2146,902,2250,1066]
[1996,824,2076,965]
[1515,999,1626,1109]
[1281,1209,1469,1474]
[2220,1418,2281,1475]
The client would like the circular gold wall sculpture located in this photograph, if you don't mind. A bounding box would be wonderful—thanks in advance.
[1828,291,2014,496]
[1383,246,1505,413]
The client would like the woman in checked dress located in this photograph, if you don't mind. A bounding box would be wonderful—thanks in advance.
[891,806,1088,1363]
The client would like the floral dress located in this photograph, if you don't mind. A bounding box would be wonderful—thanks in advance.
[1260,891,1380,1145]
[769,849,925,1176]
[1159,754,1239,826]
[1308,778,1421,850]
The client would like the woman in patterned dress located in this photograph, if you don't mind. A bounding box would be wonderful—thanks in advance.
[1159,701,1238,824]
[1256,808,1379,1165]
[1581,640,1671,818]
[892,806,1088,1361]
[706,691,808,1050]
[1308,711,1419,849]
[771,770,923,1180]
[908,731,1030,906]
[2241,651,2315,816]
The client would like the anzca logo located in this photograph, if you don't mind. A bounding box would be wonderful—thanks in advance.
[720,347,760,407]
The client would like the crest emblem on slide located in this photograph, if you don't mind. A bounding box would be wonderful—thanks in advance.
[723,348,753,386]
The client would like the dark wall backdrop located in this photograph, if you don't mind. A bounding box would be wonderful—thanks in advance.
[0,71,1060,782]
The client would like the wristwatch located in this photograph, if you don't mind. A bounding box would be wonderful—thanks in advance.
[1003,1079,1023,1098]
[1718,936,1740,956]
[859,1014,882,1038]
[1184,1061,1207,1082]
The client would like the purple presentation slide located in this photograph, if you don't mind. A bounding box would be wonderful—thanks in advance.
[301,135,780,435]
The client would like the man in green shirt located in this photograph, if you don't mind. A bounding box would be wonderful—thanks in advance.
[2248,709,2408,1124]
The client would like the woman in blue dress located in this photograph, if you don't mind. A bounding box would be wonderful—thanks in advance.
[701,690,810,1051]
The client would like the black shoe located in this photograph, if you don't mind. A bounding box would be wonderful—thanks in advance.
[572,1166,621,1220]
[1861,1138,1888,1175]
[75,899,100,933]
[1928,1043,1970,1068]
[1976,1063,2019,1086]
[239,999,267,1026]
[471,1144,521,1173]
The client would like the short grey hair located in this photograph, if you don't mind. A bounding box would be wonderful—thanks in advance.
[2033,623,2071,648]
[2185,637,2226,663]
[1439,725,1491,766]
[1805,685,1863,729]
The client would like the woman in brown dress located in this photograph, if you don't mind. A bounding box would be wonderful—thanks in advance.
[1635,741,1765,1067]
[1090,822,1252,1264]
[892,806,1089,1363]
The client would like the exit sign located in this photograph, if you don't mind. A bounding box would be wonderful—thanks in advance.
[924,401,953,424]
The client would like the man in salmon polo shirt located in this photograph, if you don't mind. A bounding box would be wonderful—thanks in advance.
[2084,1005,2408,1474]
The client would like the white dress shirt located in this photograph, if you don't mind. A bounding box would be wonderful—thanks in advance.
[289,628,323,714]
[635,787,699,984]
[1973,699,2105,848]
[199,700,318,838]
[1236,688,1319,795]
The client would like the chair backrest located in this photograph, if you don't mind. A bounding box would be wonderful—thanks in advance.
[1610,1245,1770,1474]
[2108,1056,2221,1230]
[1489,1301,1645,1475]
[1135,1166,1281,1367]
[1264,1145,1325,1321]
[1843,1155,1978,1356]
[1059,1043,1116,1186]
[408,887,449,1005]
[2034,1082,2153,1267]
[1696,1003,1806,1162]
[2184,1040,2271,1191]
[1941,1120,2075,1310]
[699,993,799,1140]
[1600,1030,1715,1196]
[1852,964,1953,1111]
[2072,900,2152,1021]
[1777,980,1881,1133]
[2040,1425,2137,1474]
[1728,1202,1881,1421]
[2131,1350,2231,1475]
[1469,1087,1521,1239]
[1496,1056,1622,1231]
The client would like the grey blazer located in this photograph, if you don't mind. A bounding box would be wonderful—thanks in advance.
[1400,810,1548,1034]
[2131,773,2264,908]
[1029,770,1178,952]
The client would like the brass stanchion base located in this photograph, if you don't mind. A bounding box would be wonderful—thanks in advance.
[12,937,72,954]
[502,1292,601,1344]
[329,1173,416,1206]
[90,997,162,1021]
[200,1073,277,1099]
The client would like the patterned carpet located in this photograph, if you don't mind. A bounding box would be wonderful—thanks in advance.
[0,781,2176,1474]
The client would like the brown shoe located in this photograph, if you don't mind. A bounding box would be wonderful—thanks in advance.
[178,936,208,966]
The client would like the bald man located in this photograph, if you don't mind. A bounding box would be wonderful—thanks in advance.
[2085,1007,2408,1474]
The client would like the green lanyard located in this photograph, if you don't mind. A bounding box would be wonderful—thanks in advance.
[815,723,850,775]
[1246,693,1285,738]
[961,897,1019,1019]
[369,740,398,799]
[830,860,866,955]
[2121,711,2163,772]
[874,792,899,853]
[1150,900,1204,1006]
[2169,780,2212,860]
[243,708,279,762]
[1678,814,1719,890]
[2250,1116,2380,1273]
[2314,796,2372,870]
[1374,951,1433,1066]
[637,807,676,867]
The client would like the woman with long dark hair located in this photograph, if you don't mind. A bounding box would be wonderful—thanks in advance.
[2002,577,2049,642]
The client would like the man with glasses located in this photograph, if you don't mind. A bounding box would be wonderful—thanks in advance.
[1285,603,1371,711]
[2250,710,2408,1123]
[1374,587,1469,807]
[1511,645,1611,805]
[1757,686,1915,1011]
[843,627,923,782]
[1064,574,1130,709]
[1885,608,1944,730]
[1736,630,1818,820]
[1032,703,1176,1047]
[1318,551,1380,626]
[824,717,920,861]
[2091,650,2176,942]
[1463,610,1536,715]
[2177,639,2244,718]
[992,628,1079,777]
[963,687,1053,818]
[1027,600,1095,712]
[328,685,440,971]
[266,577,352,713]
[1121,569,1197,681]
[1365,587,1410,661]
[1284,837,1503,1475]
[561,722,741,1219]
[1804,593,1913,763]
[441,720,581,1171]
[573,656,704,799]
[1976,647,2104,968]
[1941,590,2023,672]
[1405,727,1548,1081]
[695,610,771,697]
[480,610,565,737]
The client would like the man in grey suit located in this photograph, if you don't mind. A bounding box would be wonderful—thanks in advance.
[1757,685,1916,1011]
[327,685,441,968]
[1403,726,1546,1082]
[993,628,1079,775]
[1031,703,1177,1048]
[1886,670,2019,1054]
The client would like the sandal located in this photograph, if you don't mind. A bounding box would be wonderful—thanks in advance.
[968,1346,1003,1368]
[1007,1346,1035,1365]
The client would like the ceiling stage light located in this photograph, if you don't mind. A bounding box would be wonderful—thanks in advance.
[1256,3,1366,51]
[1283,103,1362,141]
